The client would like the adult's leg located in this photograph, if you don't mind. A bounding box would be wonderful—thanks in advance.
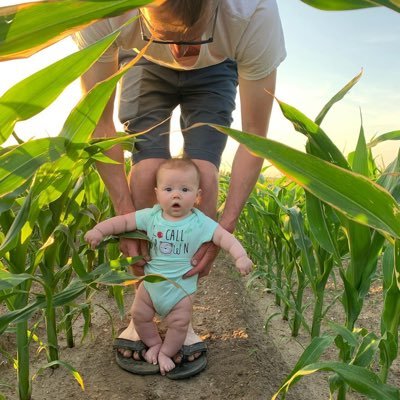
[180,59,238,217]
[174,60,238,360]
[117,55,204,360]
[131,284,162,365]
[117,54,179,358]
[158,296,193,375]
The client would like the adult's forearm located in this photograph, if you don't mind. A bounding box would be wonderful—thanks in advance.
[95,144,135,216]
[219,72,276,233]
[219,147,264,233]
[81,58,134,215]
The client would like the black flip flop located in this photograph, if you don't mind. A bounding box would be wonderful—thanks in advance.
[113,338,160,375]
[166,342,208,380]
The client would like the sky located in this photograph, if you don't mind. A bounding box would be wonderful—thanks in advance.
[1,1,399,174]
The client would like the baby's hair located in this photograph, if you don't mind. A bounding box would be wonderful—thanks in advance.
[156,157,201,186]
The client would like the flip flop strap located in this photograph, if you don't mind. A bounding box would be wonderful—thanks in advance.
[113,339,147,361]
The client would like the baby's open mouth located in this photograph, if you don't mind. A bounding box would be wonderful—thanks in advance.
[172,203,181,208]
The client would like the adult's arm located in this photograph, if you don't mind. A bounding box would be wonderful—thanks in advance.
[185,70,277,278]
[81,58,135,216]
[81,58,146,271]
[219,69,277,233]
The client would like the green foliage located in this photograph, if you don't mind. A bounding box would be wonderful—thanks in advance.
[299,0,400,13]
[219,71,400,398]
[1,1,399,399]
[0,0,155,60]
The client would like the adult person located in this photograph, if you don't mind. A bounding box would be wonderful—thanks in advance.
[74,0,285,378]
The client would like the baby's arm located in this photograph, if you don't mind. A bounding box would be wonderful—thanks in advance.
[84,212,137,249]
[212,225,252,276]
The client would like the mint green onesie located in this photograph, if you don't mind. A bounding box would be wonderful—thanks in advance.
[135,205,218,316]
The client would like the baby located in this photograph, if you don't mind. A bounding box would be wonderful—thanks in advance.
[85,157,252,375]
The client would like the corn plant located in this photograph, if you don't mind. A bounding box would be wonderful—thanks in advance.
[1,1,399,399]
[297,0,400,13]
[208,117,400,399]
[0,2,158,398]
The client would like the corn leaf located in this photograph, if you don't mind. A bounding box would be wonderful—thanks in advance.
[0,270,33,290]
[84,133,140,155]
[278,335,335,388]
[208,125,400,239]
[0,32,119,144]
[381,241,400,336]
[0,179,30,213]
[0,137,66,198]
[0,0,156,60]
[83,168,104,207]
[93,270,141,285]
[352,116,369,177]
[299,0,400,13]
[347,222,372,289]
[276,99,349,169]
[328,322,359,347]
[340,268,363,328]
[33,160,80,209]
[0,189,31,257]
[353,332,380,368]
[88,257,143,278]
[0,298,44,333]
[33,360,84,390]
[111,286,126,318]
[273,361,399,400]
[359,230,385,297]
[368,130,400,148]
[118,230,150,241]
[287,207,317,285]
[315,70,363,126]
[305,192,340,256]
[53,280,87,307]
[379,332,398,375]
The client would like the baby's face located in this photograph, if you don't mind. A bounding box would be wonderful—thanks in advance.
[155,167,201,220]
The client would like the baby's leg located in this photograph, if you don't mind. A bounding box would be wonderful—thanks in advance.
[158,295,193,375]
[132,284,162,365]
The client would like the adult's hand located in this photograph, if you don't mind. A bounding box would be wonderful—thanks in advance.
[184,241,220,279]
[119,237,149,277]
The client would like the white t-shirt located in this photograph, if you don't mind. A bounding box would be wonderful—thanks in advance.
[74,0,286,80]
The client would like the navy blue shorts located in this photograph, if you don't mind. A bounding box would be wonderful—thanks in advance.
[118,53,238,168]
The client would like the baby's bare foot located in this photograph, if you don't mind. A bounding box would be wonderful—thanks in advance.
[158,351,175,375]
[144,344,161,365]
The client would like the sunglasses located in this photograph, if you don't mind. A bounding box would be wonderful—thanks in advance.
[138,6,219,46]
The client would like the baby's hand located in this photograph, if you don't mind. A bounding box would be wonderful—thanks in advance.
[84,228,103,250]
[235,255,253,276]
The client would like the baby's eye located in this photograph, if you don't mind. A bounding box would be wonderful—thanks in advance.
[182,188,189,192]
[165,187,172,192]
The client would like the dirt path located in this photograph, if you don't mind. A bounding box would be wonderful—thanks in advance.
[2,257,322,400]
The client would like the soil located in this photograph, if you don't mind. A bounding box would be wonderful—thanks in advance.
[0,255,398,400]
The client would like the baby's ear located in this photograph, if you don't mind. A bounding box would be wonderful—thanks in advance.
[195,188,202,205]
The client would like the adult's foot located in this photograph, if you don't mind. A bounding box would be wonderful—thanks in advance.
[172,325,203,363]
[117,321,143,360]
[117,320,203,362]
